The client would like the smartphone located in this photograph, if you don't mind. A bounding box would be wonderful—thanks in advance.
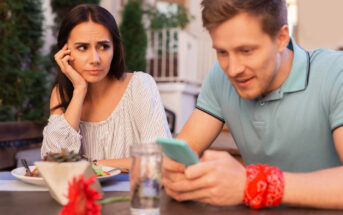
[156,137,199,167]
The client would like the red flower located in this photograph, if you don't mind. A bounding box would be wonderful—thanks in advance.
[60,174,102,215]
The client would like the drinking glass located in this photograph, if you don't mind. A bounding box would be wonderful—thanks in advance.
[130,143,162,215]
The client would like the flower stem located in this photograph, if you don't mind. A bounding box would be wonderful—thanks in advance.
[97,196,130,205]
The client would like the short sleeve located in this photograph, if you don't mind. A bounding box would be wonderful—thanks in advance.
[132,72,172,143]
[329,67,343,131]
[196,62,225,122]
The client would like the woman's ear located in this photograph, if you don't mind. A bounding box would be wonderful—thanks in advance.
[277,25,290,52]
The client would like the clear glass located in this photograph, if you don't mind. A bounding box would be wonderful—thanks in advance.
[130,143,162,215]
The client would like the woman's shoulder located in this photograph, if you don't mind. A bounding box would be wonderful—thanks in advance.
[132,71,155,83]
[130,72,157,89]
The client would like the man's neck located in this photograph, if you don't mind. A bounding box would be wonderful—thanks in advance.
[264,47,294,97]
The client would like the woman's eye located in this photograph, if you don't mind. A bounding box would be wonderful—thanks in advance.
[99,44,110,50]
[77,45,87,51]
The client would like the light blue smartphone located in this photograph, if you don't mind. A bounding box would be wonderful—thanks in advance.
[156,137,199,167]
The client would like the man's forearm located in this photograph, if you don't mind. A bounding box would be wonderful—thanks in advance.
[282,166,343,209]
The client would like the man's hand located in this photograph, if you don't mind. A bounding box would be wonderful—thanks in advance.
[162,156,187,188]
[163,150,246,206]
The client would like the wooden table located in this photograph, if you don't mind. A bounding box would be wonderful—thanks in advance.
[0,190,342,215]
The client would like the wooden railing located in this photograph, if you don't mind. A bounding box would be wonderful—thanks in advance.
[146,28,202,85]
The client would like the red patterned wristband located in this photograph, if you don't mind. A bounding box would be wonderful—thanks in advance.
[243,164,284,209]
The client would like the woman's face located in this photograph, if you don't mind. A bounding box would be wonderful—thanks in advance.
[67,21,114,83]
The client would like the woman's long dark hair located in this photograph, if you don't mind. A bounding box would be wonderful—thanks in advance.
[52,4,125,111]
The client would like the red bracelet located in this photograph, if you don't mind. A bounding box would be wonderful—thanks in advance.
[243,164,284,209]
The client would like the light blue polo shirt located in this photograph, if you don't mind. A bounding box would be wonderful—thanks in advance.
[196,38,343,172]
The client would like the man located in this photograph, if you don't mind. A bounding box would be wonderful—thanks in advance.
[162,0,343,209]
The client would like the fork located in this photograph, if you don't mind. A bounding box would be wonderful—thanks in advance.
[21,159,33,176]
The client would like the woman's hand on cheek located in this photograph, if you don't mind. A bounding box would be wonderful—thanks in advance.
[54,44,87,92]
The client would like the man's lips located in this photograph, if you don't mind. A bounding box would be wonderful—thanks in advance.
[235,77,254,87]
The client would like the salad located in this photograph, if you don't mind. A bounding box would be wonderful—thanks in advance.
[91,162,110,176]
[25,162,110,177]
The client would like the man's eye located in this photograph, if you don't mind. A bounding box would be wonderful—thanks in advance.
[217,50,228,56]
[241,49,252,54]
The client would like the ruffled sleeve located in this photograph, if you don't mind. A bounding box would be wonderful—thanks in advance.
[132,72,172,144]
[41,114,82,158]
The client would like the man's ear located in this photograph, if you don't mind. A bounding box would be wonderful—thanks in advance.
[277,25,290,52]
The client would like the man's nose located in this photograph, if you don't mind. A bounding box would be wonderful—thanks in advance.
[226,56,244,77]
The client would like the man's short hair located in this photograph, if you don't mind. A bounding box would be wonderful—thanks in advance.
[201,0,288,38]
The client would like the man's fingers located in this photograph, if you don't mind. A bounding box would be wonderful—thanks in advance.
[167,171,216,192]
[184,161,215,179]
[162,156,186,172]
[165,186,211,203]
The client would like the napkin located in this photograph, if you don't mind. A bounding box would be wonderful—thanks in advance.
[35,160,103,205]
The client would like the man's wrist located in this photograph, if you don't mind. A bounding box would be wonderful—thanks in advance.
[242,164,284,209]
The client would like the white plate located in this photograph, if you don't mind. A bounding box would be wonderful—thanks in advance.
[11,165,121,186]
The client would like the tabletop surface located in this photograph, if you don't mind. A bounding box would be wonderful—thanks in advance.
[0,172,342,215]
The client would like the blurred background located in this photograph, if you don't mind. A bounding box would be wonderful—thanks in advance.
[1,0,343,170]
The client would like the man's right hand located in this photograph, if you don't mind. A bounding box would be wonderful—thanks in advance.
[162,156,187,194]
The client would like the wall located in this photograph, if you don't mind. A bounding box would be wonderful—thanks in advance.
[187,0,217,81]
[297,0,343,50]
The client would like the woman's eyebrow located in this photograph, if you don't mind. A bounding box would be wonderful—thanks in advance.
[74,42,88,46]
[98,40,111,44]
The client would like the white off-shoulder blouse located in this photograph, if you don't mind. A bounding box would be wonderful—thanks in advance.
[41,72,171,160]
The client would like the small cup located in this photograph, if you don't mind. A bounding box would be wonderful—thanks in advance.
[130,143,162,215]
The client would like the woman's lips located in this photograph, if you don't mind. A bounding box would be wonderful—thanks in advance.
[85,70,102,75]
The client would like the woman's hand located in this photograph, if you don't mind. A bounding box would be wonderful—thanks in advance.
[54,44,87,92]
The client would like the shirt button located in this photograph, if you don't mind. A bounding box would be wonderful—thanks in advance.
[259,101,265,106]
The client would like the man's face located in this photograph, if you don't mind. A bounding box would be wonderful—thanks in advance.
[210,13,287,99]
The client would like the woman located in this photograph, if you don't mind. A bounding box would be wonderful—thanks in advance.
[41,4,171,169]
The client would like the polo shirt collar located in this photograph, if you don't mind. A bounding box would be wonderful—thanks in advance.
[259,37,310,102]
[281,37,310,94]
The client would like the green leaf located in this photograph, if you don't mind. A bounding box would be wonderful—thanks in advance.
[97,196,131,205]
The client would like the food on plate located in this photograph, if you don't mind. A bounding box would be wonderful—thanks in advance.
[25,149,111,177]
[91,162,110,176]
[24,168,40,177]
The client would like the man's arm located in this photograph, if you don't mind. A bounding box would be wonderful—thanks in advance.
[282,126,343,209]
[177,108,224,154]
[165,127,343,209]
[162,108,224,193]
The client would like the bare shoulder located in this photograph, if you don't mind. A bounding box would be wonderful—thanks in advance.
[50,86,64,115]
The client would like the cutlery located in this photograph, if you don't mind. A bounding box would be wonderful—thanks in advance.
[21,159,33,176]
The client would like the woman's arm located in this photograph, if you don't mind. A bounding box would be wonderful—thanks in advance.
[52,44,88,131]
[96,158,130,170]
[41,45,88,157]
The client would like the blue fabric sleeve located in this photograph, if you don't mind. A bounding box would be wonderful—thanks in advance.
[196,62,225,122]
[329,65,343,131]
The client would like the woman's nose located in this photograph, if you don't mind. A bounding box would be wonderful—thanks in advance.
[90,49,100,64]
